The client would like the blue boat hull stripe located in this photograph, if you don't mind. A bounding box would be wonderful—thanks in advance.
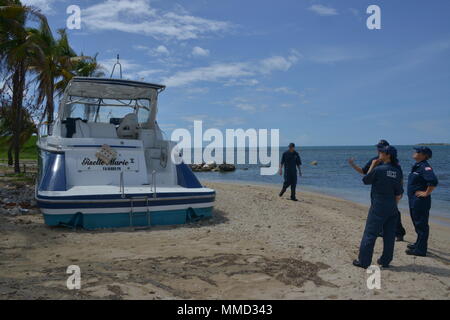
[40,202,214,215]
[36,195,215,209]
[36,191,215,201]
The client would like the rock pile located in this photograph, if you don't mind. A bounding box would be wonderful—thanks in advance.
[0,182,38,216]
[189,162,236,172]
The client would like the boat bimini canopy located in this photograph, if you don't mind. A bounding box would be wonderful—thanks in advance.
[66,77,165,99]
[58,77,166,130]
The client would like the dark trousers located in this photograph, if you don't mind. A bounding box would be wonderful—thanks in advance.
[380,210,405,238]
[396,211,406,237]
[280,175,297,199]
[359,209,397,267]
[409,207,430,255]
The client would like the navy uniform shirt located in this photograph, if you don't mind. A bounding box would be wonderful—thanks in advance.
[407,160,438,197]
[363,163,404,214]
[362,156,380,175]
[281,150,302,176]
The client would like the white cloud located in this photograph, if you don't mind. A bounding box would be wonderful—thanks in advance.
[192,46,210,57]
[163,62,253,87]
[155,45,170,55]
[185,87,210,94]
[81,0,232,40]
[236,103,257,112]
[21,0,58,13]
[180,114,245,127]
[163,51,300,87]
[260,50,300,74]
[134,44,170,56]
[274,87,304,97]
[308,4,338,16]
[224,78,259,87]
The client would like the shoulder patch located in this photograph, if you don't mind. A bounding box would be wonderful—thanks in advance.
[425,167,432,171]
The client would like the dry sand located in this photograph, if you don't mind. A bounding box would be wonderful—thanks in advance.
[0,180,449,300]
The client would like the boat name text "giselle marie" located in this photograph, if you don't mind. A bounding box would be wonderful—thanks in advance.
[81,157,133,166]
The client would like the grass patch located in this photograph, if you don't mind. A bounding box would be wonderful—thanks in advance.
[2,173,36,184]
[0,136,38,161]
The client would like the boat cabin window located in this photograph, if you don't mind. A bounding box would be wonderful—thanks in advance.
[64,96,150,124]
[62,96,151,139]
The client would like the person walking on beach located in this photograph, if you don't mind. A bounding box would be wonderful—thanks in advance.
[348,139,406,241]
[406,147,438,257]
[279,143,302,201]
[353,146,404,269]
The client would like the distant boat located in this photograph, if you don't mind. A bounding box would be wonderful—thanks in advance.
[35,77,215,229]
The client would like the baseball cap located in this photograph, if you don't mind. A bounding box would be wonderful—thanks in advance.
[376,139,390,151]
[380,145,398,159]
[414,146,433,158]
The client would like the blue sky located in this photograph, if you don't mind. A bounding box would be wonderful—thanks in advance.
[23,0,450,146]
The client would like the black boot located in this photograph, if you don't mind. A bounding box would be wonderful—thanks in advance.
[352,260,368,269]
[405,249,426,257]
[377,258,390,268]
[290,185,297,201]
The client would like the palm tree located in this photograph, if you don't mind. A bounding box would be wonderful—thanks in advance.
[54,52,105,96]
[28,27,75,126]
[29,27,105,128]
[0,0,49,173]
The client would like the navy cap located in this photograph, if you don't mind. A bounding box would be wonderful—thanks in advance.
[380,145,397,159]
[376,139,390,150]
[414,146,433,158]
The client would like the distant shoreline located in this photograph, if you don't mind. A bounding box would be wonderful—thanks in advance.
[416,143,450,146]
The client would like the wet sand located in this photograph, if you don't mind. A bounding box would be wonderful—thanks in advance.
[0,180,449,299]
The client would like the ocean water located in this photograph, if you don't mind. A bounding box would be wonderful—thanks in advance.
[193,145,450,221]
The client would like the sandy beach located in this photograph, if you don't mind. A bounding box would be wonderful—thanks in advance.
[0,179,449,300]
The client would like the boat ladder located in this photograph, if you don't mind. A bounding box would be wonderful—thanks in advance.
[129,196,151,227]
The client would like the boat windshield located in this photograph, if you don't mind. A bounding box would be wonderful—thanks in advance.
[63,96,151,125]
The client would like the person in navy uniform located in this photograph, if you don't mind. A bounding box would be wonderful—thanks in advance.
[279,143,302,201]
[353,146,404,269]
[406,147,438,257]
[348,139,406,241]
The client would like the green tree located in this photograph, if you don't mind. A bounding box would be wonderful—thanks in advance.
[29,27,105,128]
[0,95,36,164]
[0,0,49,172]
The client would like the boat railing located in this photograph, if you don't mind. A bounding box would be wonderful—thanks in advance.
[119,171,125,198]
[119,170,156,199]
[36,121,50,144]
[152,170,157,198]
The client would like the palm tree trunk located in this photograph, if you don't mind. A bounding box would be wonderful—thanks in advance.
[7,144,13,166]
[11,61,26,174]
[46,81,54,132]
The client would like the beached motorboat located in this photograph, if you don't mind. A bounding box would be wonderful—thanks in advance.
[36,77,215,229]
